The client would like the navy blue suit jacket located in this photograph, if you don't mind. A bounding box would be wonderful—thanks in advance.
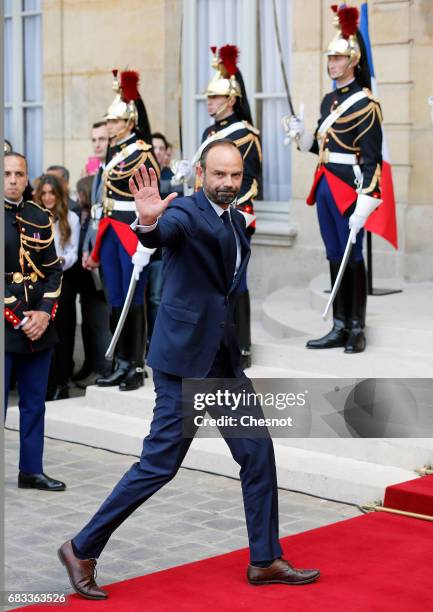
[137,189,250,378]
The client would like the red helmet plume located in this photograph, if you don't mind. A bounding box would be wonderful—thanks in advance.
[120,71,140,102]
[218,44,239,77]
[335,5,359,39]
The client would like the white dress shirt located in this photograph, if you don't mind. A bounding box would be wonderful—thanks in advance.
[53,210,80,271]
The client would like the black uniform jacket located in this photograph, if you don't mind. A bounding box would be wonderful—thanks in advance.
[201,113,263,212]
[103,133,160,226]
[310,80,383,196]
[4,199,62,353]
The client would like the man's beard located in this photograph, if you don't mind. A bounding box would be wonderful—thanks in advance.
[204,183,238,205]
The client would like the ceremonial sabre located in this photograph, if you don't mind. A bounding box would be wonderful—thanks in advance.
[272,0,295,116]
[178,12,184,158]
[105,265,140,360]
[322,228,357,320]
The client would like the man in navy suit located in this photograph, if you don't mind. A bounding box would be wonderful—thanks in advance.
[58,141,319,599]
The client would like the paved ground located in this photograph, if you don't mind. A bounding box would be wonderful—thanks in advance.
[4,428,361,605]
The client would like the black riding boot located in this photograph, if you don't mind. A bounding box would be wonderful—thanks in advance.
[119,304,146,391]
[344,260,367,353]
[96,307,129,386]
[234,290,252,369]
[306,260,349,349]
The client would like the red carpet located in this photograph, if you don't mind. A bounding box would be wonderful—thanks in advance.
[384,475,433,517]
[23,512,433,612]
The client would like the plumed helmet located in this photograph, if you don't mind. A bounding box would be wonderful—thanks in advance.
[104,70,152,142]
[105,70,141,124]
[325,4,361,65]
[204,45,242,98]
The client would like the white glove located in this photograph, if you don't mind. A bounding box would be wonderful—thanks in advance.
[349,193,382,242]
[282,114,304,145]
[131,243,155,275]
[288,115,304,137]
[171,159,194,186]
[282,104,314,151]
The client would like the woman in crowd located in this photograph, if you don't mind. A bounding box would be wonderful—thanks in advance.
[34,174,80,400]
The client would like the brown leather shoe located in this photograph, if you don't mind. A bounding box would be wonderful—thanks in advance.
[247,558,320,586]
[58,541,108,600]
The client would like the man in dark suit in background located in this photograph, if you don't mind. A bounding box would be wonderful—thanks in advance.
[58,140,319,600]
[73,121,112,386]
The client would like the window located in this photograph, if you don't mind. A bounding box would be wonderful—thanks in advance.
[4,0,43,181]
[182,0,292,201]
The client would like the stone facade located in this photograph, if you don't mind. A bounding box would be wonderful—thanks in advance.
[252,0,433,292]
[43,0,181,183]
[42,0,433,288]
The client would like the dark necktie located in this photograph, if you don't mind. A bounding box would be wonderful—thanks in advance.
[221,210,237,285]
[94,166,103,201]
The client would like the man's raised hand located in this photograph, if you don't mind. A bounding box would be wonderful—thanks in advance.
[129,165,178,226]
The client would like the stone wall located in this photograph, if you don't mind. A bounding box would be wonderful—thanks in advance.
[42,0,182,189]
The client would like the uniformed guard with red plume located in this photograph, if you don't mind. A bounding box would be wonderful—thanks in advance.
[85,69,160,391]
[284,5,384,354]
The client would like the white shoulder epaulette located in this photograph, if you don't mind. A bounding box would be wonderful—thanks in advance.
[363,88,380,104]
[242,121,260,136]
[136,139,153,152]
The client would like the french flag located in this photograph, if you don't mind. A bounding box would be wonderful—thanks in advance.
[359,2,398,249]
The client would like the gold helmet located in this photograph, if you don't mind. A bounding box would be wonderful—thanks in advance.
[204,45,241,98]
[105,70,140,124]
[325,5,361,65]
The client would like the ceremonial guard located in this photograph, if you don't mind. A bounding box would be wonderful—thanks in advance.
[4,152,65,491]
[286,5,383,353]
[200,45,262,368]
[86,70,160,390]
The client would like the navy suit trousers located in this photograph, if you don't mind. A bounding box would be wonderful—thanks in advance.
[72,346,282,563]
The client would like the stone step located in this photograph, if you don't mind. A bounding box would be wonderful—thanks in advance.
[5,403,421,505]
[82,364,297,417]
[172,436,419,505]
[6,401,148,458]
[252,336,431,377]
[272,444,416,505]
[310,275,433,352]
[278,438,433,471]
[262,279,433,358]
[84,384,156,418]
